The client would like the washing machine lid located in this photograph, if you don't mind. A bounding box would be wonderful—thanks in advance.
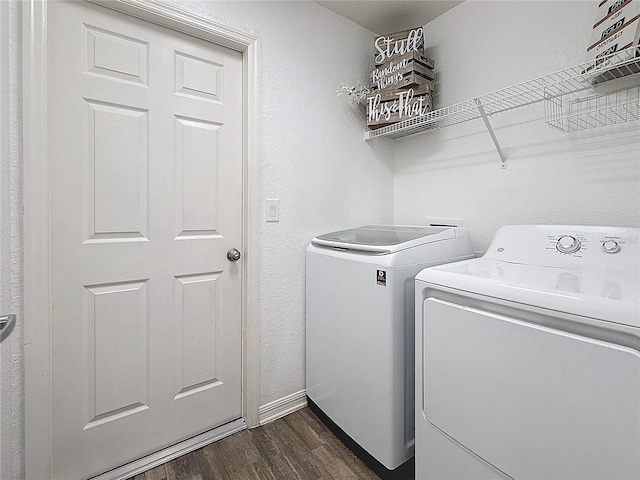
[311,225,458,254]
[417,257,640,329]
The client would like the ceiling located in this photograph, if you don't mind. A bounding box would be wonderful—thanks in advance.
[313,0,463,35]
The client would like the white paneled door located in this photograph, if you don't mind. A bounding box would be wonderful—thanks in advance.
[48,2,243,477]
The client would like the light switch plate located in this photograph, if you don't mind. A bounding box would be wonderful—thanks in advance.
[266,199,279,222]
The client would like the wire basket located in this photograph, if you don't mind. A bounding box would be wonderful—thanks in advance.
[545,84,640,132]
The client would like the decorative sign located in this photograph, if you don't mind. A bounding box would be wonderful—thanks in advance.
[372,56,411,91]
[374,28,424,64]
[367,88,432,127]
[366,27,435,129]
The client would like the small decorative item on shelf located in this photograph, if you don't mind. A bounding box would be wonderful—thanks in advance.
[336,82,371,105]
[366,27,435,129]
[584,0,640,75]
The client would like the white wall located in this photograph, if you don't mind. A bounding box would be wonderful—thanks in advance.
[0,2,24,479]
[394,1,640,252]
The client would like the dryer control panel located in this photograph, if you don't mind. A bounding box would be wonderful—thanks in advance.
[548,233,623,256]
[555,235,582,254]
[486,225,639,271]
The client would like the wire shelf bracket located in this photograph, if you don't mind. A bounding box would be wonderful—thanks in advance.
[475,98,507,169]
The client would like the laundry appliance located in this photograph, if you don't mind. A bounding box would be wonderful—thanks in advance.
[306,225,474,477]
[415,225,640,480]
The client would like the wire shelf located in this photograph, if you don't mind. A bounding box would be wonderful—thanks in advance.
[545,84,640,132]
[365,45,640,140]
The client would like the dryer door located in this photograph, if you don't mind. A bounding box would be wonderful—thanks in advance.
[422,298,640,480]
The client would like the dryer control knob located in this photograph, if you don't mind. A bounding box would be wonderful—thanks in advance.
[602,240,620,254]
[557,235,581,254]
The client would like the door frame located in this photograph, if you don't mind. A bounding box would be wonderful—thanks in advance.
[23,1,260,477]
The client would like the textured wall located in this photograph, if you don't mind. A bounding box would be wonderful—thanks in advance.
[170,1,396,406]
[0,1,24,479]
[394,1,640,252]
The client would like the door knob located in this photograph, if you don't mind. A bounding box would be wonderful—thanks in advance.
[0,314,16,343]
[227,248,241,262]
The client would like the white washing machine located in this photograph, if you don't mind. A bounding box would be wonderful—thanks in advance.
[306,225,474,477]
[415,225,640,480]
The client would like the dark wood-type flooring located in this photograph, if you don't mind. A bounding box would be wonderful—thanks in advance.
[129,407,382,480]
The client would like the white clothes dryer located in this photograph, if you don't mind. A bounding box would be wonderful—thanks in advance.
[306,225,473,478]
[415,225,640,480]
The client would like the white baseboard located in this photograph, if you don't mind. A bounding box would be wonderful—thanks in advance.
[258,389,307,426]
